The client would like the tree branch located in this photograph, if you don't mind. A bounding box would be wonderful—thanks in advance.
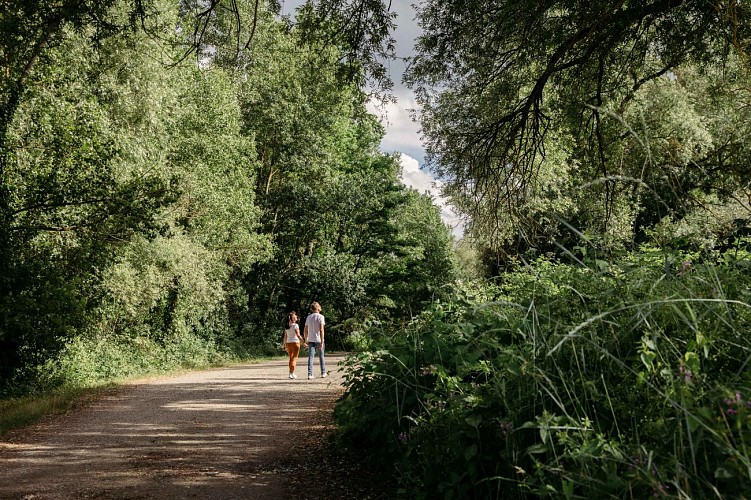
[11,198,109,216]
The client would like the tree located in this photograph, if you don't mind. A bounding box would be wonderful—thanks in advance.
[371,189,457,316]
[0,10,177,389]
[293,0,396,96]
[210,10,458,334]
[0,2,271,392]
[406,0,751,250]
[0,0,397,262]
[0,0,454,390]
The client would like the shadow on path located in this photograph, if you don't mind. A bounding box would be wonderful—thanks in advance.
[0,355,347,499]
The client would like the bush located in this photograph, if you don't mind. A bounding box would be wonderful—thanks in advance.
[54,332,234,388]
[333,248,751,498]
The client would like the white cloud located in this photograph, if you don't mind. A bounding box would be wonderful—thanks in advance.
[366,92,424,162]
[398,152,431,190]
[398,153,464,239]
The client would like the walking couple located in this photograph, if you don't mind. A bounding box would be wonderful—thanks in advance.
[282,301,327,380]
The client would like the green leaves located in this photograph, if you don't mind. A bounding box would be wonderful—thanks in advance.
[227,14,456,331]
[0,3,269,391]
[409,0,751,265]
[0,0,457,406]
[335,249,751,497]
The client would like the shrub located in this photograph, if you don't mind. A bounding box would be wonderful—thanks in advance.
[334,248,751,498]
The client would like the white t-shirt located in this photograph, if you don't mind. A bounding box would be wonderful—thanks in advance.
[285,324,300,343]
[305,312,325,343]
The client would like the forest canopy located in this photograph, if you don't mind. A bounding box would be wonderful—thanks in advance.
[406,0,751,262]
[0,0,456,395]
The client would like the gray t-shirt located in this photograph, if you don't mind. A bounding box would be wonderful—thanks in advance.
[305,312,325,343]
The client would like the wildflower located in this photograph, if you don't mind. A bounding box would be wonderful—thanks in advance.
[420,364,438,376]
[678,365,693,383]
[398,431,408,443]
[498,420,514,437]
[724,391,746,417]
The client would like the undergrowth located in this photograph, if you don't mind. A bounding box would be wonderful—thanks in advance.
[0,387,99,435]
[333,247,751,498]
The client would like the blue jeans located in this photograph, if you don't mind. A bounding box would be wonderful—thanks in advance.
[308,342,326,376]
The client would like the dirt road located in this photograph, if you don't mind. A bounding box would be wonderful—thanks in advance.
[0,354,377,499]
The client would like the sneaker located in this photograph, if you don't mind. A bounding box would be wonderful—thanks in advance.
[292,373,297,379]
[308,375,314,380]
[289,373,294,379]
[321,372,328,378]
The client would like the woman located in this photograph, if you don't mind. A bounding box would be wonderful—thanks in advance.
[282,311,307,379]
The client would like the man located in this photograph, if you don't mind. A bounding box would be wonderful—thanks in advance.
[304,301,326,380]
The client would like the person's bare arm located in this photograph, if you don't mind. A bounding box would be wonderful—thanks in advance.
[320,324,325,345]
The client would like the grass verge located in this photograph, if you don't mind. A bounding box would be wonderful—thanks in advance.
[0,386,110,436]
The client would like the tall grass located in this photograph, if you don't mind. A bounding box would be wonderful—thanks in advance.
[333,248,751,498]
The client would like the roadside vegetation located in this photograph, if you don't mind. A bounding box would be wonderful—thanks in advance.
[331,1,751,498]
[335,248,751,498]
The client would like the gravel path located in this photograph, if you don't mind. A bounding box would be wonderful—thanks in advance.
[0,354,381,499]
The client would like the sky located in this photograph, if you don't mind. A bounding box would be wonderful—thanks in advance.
[278,0,464,238]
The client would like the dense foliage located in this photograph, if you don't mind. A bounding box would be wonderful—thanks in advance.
[4,1,751,498]
[407,0,751,262]
[330,1,751,499]
[0,1,456,396]
[335,249,751,498]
